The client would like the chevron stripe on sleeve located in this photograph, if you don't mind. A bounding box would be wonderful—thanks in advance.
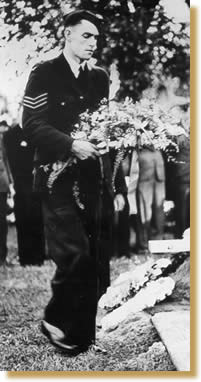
[23,93,48,109]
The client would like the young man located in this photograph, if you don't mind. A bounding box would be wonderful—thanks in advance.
[22,10,126,355]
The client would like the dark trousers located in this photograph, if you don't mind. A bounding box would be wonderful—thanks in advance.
[14,192,46,265]
[114,198,130,257]
[42,190,111,346]
[136,179,165,250]
[0,192,8,264]
[174,183,190,238]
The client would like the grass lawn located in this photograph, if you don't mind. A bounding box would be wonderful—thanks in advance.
[0,225,189,372]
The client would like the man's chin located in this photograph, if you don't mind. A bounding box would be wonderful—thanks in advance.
[83,52,94,60]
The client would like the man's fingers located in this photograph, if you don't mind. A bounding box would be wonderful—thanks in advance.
[89,151,100,160]
[79,148,100,160]
[91,144,100,156]
[114,194,126,212]
[72,140,101,160]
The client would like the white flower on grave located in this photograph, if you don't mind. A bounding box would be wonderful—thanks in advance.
[100,277,175,332]
[153,258,171,268]
[99,258,173,312]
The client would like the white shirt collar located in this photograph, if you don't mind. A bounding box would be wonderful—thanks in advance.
[63,51,86,78]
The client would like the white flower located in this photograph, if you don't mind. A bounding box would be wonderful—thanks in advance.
[71,131,87,140]
[98,257,174,311]
[100,277,175,331]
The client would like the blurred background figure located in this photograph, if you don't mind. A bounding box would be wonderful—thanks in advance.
[127,85,169,254]
[126,147,166,255]
[3,119,46,266]
[173,132,190,238]
[126,151,139,252]
[111,150,130,258]
[156,82,190,238]
[113,162,130,258]
[134,148,166,254]
[0,94,14,266]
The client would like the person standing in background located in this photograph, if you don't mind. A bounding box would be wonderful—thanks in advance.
[156,83,190,238]
[3,123,46,266]
[134,148,166,254]
[0,95,14,266]
[173,133,190,238]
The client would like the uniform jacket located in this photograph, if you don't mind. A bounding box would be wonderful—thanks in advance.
[22,53,127,197]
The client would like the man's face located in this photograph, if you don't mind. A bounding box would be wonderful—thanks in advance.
[65,19,99,62]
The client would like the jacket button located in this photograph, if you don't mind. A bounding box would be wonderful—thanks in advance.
[61,101,65,106]
[79,96,84,100]
[20,141,27,147]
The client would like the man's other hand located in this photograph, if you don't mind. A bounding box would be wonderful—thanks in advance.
[71,140,100,160]
[114,194,125,212]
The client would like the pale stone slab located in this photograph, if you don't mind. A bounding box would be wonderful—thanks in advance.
[152,310,190,371]
[149,238,190,253]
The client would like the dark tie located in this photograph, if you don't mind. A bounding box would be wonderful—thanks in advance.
[77,65,87,90]
[78,65,85,78]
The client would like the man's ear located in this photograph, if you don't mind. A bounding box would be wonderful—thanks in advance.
[64,28,71,40]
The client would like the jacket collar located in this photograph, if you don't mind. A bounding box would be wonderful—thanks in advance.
[62,50,87,78]
[55,53,87,77]
[55,53,91,96]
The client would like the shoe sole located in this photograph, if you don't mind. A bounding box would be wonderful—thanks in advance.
[41,322,88,356]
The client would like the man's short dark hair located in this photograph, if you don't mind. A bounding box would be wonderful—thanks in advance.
[63,10,103,32]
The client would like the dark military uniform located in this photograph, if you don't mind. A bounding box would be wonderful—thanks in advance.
[3,125,46,266]
[22,53,127,347]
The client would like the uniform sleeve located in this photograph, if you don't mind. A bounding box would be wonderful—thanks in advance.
[114,163,128,196]
[22,64,74,163]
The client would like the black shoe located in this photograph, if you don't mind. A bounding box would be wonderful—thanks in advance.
[41,320,89,355]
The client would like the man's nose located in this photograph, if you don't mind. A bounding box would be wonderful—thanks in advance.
[89,36,97,47]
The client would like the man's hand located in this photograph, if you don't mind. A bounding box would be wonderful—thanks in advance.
[114,194,126,212]
[9,183,15,197]
[71,140,100,160]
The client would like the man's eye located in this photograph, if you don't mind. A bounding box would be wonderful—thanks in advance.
[83,34,98,40]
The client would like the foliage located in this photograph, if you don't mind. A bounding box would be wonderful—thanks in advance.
[147,5,190,88]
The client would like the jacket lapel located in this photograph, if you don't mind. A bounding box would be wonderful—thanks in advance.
[54,53,90,97]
